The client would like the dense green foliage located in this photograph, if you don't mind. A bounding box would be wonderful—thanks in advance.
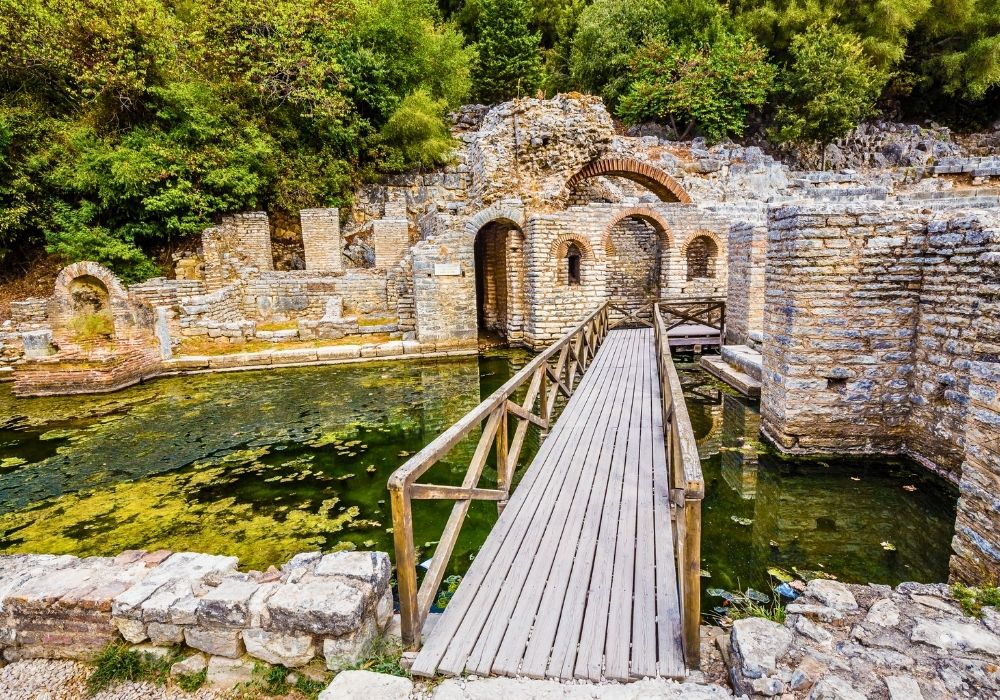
[1,0,997,280]
[770,26,891,150]
[472,0,542,102]
[619,31,776,142]
[0,0,470,277]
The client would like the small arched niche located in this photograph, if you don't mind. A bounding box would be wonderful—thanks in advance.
[565,243,583,285]
[67,275,114,341]
[686,235,719,281]
[551,236,592,286]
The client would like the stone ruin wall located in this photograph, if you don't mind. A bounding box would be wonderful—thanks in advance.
[759,202,1000,582]
[0,549,391,673]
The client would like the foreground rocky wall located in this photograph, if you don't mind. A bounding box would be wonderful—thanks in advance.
[727,578,1000,699]
[0,550,392,671]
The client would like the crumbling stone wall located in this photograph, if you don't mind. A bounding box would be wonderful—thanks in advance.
[951,244,1000,584]
[759,203,1000,583]
[203,213,273,291]
[467,94,614,208]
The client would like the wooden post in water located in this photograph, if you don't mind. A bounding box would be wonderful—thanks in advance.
[390,485,419,649]
[683,497,702,667]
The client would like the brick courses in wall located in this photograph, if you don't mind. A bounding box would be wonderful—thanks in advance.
[758,203,1000,582]
[300,208,343,273]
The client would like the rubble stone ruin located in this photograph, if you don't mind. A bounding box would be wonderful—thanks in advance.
[1,93,998,584]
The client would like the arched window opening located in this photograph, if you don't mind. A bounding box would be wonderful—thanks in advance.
[566,243,582,285]
[686,235,718,280]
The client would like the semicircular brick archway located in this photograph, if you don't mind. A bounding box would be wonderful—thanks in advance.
[566,158,692,203]
[600,207,674,256]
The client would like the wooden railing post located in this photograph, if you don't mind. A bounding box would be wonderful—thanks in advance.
[496,403,510,514]
[683,498,702,667]
[390,483,419,649]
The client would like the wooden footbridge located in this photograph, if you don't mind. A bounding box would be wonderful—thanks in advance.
[388,300,707,682]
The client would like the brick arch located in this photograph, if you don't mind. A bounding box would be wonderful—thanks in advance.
[53,261,128,302]
[464,201,526,237]
[680,229,724,255]
[566,158,691,203]
[550,233,595,262]
[682,230,724,281]
[601,208,674,256]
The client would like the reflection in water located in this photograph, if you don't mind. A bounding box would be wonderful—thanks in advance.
[678,363,959,615]
[0,351,536,573]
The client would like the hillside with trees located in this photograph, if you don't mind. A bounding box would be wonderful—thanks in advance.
[1,0,997,283]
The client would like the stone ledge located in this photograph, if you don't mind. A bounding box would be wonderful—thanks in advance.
[0,549,392,672]
[161,342,478,377]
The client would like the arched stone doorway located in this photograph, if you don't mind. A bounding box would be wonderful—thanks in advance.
[602,209,672,323]
[473,220,525,343]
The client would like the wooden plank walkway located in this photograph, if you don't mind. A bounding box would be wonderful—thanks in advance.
[411,328,685,682]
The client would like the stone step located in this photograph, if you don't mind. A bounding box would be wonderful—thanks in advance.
[700,355,761,398]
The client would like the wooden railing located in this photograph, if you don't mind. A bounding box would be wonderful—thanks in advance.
[388,303,612,648]
[608,296,726,347]
[653,303,706,668]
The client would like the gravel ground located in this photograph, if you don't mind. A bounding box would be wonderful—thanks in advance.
[0,659,231,700]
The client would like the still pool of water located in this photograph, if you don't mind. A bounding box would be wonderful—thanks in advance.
[0,351,537,580]
[0,354,960,619]
[678,363,959,616]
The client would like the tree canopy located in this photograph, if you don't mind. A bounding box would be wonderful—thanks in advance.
[1,0,998,281]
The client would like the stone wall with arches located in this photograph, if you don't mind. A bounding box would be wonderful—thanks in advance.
[514,202,730,346]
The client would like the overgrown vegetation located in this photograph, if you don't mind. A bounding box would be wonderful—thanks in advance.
[1,0,997,282]
[952,582,1000,617]
[86,643,178,694]
[230,661,328,699]
[708,586,787,624]
[175,668,207,692]
[343,635,409,678]
[0,0,471,278]
[69,311,114,343]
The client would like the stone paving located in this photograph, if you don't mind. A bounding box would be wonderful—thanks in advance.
[727,579,1000,698]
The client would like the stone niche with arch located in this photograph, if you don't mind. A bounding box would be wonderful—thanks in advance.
[680,232,726,296]
[13,262,161,397]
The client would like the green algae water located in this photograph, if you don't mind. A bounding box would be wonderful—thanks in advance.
[0,353,960,617]
[0,351,537,580]
[677,363,960,618]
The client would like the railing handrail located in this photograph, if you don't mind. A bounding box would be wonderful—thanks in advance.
[653,303,705,669]
[388,302,612,649]
[388,302,610,491]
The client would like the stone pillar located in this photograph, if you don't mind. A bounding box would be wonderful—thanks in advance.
[234,212,273,272]
[300,208,342,273]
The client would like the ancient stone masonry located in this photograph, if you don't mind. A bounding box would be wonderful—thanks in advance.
[727,578,1000,699]
[0,549,392,672]
[758,203,1000,581]
[1,96,999,583]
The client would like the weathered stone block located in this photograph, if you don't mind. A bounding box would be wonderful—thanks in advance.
[184,626,243,659]
[243,628,315,667]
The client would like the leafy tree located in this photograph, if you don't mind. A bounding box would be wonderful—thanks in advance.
[0,0,472,278]
[569,0,724,108]
[733,0,930,71]
[379,90,456,170]
[909,0,1000,100]
[770,25,891,165]
[619,32,776,142]
[472,0,542,103]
